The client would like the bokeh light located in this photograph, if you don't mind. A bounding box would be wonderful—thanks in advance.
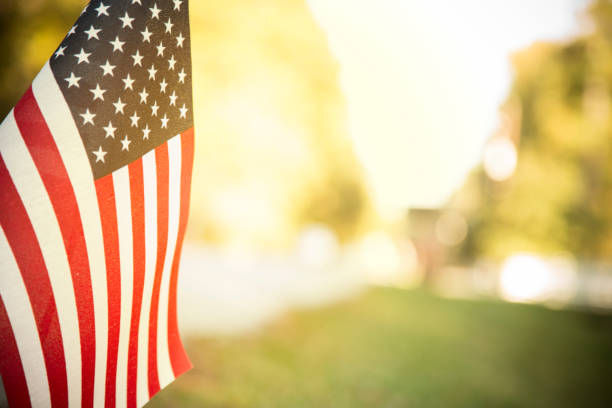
[483,137,517,181]
[435,210,468,246]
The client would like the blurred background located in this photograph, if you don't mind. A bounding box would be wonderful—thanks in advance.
[2,0,612,406]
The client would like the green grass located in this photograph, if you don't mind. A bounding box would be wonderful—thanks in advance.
[148,287,612,407]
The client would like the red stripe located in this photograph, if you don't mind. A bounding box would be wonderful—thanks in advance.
[0,156,68,408]
[168,128,194,376]
[14,87,96,408]
[147,142,169,397]
[95,175,121,408]
[0,297,32,408]
[127,159,146,408]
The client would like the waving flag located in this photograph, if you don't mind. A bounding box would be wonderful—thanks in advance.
[0,1,193,407]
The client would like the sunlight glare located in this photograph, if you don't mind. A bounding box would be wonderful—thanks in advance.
[483,138,517,181]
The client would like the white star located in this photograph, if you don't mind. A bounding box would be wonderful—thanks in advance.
[89,84,106,101]
[121,135,131,151]
[65,72,81,88]
[141,26,153,43]
[139,87,149,104]
[132,0,142,5]
[131,49,144,66]
[113,97,126,114]
[173,0,183,11]
[100,60,116,76]
[147,64,157,80]
[150,3,161,19]
[151,101,160,116]
[142,124,151,140]
[119,12,134,29]
[164,18,173,34]
[74,48,91,64]
[178,68,186,84]
[93,146,107,163]
[103,121,116,138]
[54,45,66,59]
[122,73,135,90]
[95,2,110,17]
[167,55,177,70]
[175,32,185,48]
[80,109,96,125]
[67,24,77,37]
[160,114,169,129]
[84,25,101,40]
[169,91,178,106]
[130,111,140,127]
[159,78,168,93]
[179,103,188,119]
[110,36,125,52]
[156,42,165,57]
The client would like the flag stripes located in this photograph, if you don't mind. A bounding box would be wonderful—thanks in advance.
[0,114,75,408]
[168,127,194,376]
[127,158,146,408]
[147,143,169,397]
[111,165,133,408]
[0,229,48,408]
[32,63,110,408]
[0,64,193,407]
[0,296,31,408]
[137,151,159,407]
[94,175,122,408]
[156,135,184,389]
[15,87,96,408]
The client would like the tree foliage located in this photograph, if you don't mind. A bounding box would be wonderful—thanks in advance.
[460,0,612,261]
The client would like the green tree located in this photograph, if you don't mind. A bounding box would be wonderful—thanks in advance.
[460,0,612,261]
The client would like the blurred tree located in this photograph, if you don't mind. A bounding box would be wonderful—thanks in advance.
[457,0,612,262]
[0,0,84,118]
[0,0,374,246]
[188,0,373,245]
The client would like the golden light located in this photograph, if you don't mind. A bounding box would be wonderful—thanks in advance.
[499,254,576,304]
[296,225,339,269]
[358,231,401,286]
[356,231,420,287]
[500,254,551,302]
[306,0,583,212]
[483,138,517,181]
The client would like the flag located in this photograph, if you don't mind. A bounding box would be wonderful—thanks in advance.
[0,0,193,407]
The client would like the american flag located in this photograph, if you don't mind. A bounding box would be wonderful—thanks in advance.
[0,1,193,407]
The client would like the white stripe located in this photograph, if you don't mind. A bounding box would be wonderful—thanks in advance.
[113,167,132,408]
[157,134,182,387]
[0,227,52,408]
[0,113,82,408]
[136,150,157,407]
[32,63,109,408]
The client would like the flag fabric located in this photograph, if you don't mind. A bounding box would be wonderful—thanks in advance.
[0,1,194,407]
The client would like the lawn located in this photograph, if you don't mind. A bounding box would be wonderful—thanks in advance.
[148,287,612,407]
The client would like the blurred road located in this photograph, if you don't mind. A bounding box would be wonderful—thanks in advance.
[177,243,366,335]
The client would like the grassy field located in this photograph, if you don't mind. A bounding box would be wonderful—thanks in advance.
[149,287,612,407]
